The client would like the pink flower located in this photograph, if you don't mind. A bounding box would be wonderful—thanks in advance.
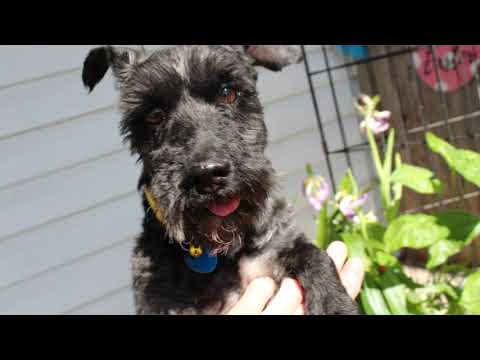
[338,193,368,223]
[355,94,391,135]
[303,176,330,212]
[361,111,391,135]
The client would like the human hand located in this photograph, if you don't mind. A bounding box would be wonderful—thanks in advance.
[227,241,365,315]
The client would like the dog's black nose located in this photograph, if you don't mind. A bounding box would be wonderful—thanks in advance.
[190,162,231,194]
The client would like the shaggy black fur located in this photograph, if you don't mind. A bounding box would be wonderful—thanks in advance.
[82,45,359,315]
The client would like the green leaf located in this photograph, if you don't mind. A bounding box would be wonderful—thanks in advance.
[360,275,391,315]
[426,132,480,187]
[375,251,399,267]
[426,239,463,269]
[341,232,371,271]
[338,169,359,197]
[384,214,450,253]
[426,212,480,269]
[391,163,443,195]
[366,223,386,243]
[459,271,480,314]
[379,270,410,315]
[435,211,480,246]
[406,299,429,315]
[406,289,438,315]
[364,222,387,252]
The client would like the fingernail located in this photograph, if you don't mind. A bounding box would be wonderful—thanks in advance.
[328,241,346,251]
[327,241,347,257]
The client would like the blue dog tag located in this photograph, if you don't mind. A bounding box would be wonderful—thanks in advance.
[184,248,218,274]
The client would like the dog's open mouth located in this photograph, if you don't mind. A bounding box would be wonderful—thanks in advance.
[206,197,241,217]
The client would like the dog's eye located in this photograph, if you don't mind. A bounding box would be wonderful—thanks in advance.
[146,110,165,125]
[217,86,238,105]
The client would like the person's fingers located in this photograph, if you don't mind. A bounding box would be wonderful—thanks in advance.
[326,241,348,273]
[339,257,365,300]
[228,277,277,315]
[262,278,304,315]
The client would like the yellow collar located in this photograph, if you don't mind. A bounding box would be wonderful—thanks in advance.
[144,187,166,225]
[144,187,205,260]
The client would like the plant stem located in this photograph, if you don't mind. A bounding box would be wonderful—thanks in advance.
[315,204,329,250]
[366,127,392,219]
[366,128,385,181]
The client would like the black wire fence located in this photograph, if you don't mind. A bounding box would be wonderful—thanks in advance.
[302,45,480,266]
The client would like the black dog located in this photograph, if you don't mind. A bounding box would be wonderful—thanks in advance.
[82,45,359,315]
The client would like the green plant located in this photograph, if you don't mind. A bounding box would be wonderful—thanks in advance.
[304,95,480,315]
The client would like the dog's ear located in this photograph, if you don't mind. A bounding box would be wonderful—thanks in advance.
[82,45,146,92]
[82,46,114,92]
[237,45,304,72]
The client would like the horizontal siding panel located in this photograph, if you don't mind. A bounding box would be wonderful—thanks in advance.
[0,108,122,189]
[265,87,322,144]
[0,241,133,314]
[0,45,151,88]
[267,129,322,176]
[0,45,100,88]
[265,80,357,145]
[0,71,116,139]
[68,287,134,315]
[0,194,141,289]
[0,151,140,240]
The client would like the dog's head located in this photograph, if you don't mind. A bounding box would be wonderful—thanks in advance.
[82,45,303,254]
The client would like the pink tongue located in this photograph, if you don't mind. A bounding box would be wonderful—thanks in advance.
[207,197,241,217]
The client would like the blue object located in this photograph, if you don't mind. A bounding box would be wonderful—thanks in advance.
[184,247,218,274]
[336,45,368,60]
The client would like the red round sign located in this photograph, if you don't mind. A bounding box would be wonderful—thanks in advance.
[413,45,480,92]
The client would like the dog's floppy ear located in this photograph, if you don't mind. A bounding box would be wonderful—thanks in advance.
[82,46,114,93]
[238,45,304,72]
[82,45,146,93]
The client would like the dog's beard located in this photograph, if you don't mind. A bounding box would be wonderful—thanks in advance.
[185,211,245,256]
[163,171,275,255]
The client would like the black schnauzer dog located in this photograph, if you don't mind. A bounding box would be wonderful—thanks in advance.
[82,45,359,315]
